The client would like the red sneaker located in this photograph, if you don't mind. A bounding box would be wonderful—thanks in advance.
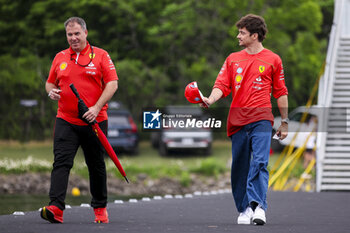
[40,205,63,223]
[94,207,109,223]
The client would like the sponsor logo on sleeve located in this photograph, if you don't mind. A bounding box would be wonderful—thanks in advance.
[59,62,67,71]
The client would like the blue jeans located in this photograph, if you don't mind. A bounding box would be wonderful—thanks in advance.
[230,120,272,212]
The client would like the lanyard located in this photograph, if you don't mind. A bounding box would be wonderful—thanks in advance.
[70,45,94,67]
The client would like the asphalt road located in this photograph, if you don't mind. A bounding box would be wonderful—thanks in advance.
[0,190,349,233]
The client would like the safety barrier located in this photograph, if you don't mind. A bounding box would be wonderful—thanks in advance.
[268,63,323,192]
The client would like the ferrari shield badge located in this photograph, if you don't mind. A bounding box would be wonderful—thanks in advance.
[259,65,265,73]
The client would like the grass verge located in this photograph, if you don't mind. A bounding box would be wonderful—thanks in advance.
[0,140,310,185]
[0,140,232,182]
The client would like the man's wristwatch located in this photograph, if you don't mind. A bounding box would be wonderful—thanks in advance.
[281,118,289,124]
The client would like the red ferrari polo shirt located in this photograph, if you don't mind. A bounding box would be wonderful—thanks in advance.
[47,42,118,125]
[213,49,288,136]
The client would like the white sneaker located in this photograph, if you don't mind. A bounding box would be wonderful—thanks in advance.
[252,205,266,225]
[237,207,253,224]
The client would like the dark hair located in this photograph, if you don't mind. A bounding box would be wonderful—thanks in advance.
[236,14,267,42]
[64,17,87,30]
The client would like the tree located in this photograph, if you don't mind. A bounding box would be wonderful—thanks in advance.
[0,0,333,140]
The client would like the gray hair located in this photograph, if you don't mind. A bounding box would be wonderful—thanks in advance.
[64,17,87,30]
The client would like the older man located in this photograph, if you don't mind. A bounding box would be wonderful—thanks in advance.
[41,17,118,224]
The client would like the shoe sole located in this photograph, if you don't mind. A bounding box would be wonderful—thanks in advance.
[40,207,62,224]
[253,218,265,225]
[237,221,251,225]
[95,220,109,224]
[237,219,251,224]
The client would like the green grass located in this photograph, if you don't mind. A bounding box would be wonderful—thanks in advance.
[0,140,308,182]
[115,140,232,180]
[0,140,233,181]
[0,141,55,161]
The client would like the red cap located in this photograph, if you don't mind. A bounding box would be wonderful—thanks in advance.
[184,82,207,107]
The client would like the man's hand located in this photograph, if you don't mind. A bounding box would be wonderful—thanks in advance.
[200,88,223,108]
[200,96,215,108]
[276,122,288,140]
[48,89,62,101]
[82,105,101,123]
[81,80,118,123]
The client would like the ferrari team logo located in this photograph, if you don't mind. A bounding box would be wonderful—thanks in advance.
[59,62,67,71]
[89,53,96,59]
[259,65,265,73]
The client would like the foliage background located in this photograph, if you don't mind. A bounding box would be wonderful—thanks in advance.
[0,0,334,140]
